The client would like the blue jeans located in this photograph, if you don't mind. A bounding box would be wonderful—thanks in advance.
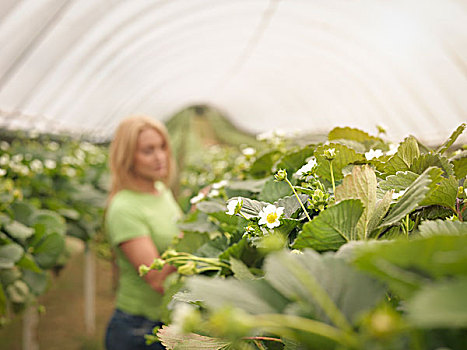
[105,309,164,350]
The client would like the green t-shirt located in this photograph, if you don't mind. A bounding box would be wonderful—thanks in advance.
[106,182,181,320]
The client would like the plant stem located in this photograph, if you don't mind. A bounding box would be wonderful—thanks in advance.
[243,336,283,343]
[456,198,464,222]
[255,314,358,348]
[196,266,222,273]
[329,161,336,194]
[253,340,266,350]
[405,214,410,238]
[285,177,312,221]
[165,256,231,269]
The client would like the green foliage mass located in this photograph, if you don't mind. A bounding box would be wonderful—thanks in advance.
[0,132,108,324]
[151,123,467,349]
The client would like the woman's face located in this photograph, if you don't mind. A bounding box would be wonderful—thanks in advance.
[132,128,168,182]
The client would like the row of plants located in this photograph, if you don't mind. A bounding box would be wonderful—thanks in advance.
[143,124,467,349]
[0,131,108,325]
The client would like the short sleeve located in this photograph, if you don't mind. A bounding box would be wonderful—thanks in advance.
[106,195,149,246]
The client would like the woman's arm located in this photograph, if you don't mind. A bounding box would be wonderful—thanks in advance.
[119,236,176,294]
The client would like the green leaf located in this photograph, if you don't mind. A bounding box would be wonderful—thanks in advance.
[410,153,454,177]
[420,175,458,211]
[378,167,435,228]
[315,144,365,182]
[157,325,231,350]
[9,202,35,226]
[275,145,315,175]
[452,152,467,180]
[229,257,255,280]
[249,150,281,178]
[195,236,229,258]
[179,214,218,234]
[227,179,268,193]
[282,338,307,350]
[0,243,24,268]
[6,280,30,304]
[274,194,309,219]
[384,137,420,175]
[352,235,467,298]
[258,177,293,203]
[186,276,289,315]
[31,210,67,236]
[264,249,386,324]
[219,237,261,268]
[22,270,48,296]
[367,192,393,238]
[335,165,384,239]
[197,201,226,214]
[292,199,364,251]
[418,220,467,237]
[4,221,34,240]
[0,213,11,227]
[233,197,269,219]
[33,232,66,269]
[57,208,80,220]
[328,127,382,143]
[378,171,419,193]
[436,123,466,155]
[0,283,6,317]
[407,278,467,328]
[16,253,42,273]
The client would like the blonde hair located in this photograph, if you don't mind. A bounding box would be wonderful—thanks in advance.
[108,115,174,200]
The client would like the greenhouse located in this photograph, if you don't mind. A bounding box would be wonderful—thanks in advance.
[0,0,466,349]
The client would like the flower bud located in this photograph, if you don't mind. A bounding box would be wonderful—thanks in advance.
[177,261,198,275]
[150,258,166,270]
[138,264,151,276]
[161,249,178,259]
[274,169,287,181]
[323,148,336,161]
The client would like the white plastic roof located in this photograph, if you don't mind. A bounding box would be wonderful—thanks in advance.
[0,0,466,143]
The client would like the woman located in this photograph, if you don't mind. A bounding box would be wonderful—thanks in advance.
[105,115,181,350]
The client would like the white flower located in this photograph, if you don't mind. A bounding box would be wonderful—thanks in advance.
[464,188,467,197]
[12,154,23,163]
[18,165,29,176]
[386,143,398,156]
[44,159,56,169]
[64,168,76,177]
[0,141,10,151]
[295,157,317,177]
[258,204,284,229]
[47,141,59,151]
[0,154,9,166]
[212,180,228,189]
[190,192,205,204]
[30,159,43,173]
[226,198,243,215]
[242,147,256,156]
[0,168,6,176]
[245,225,255,233]
[208,189,220,198]
[392,189,406,200]
[365,149,384,160]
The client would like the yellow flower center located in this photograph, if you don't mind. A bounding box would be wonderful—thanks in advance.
[267,212,278,224]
